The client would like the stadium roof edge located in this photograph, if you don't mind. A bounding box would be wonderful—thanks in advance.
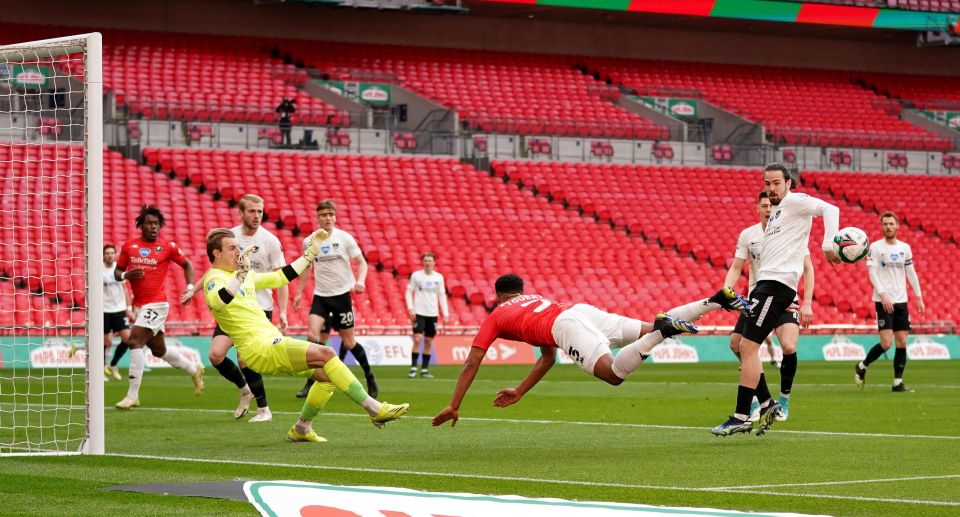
[470,0,958,32]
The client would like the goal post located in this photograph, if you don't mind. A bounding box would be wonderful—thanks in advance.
[0,32,103,456]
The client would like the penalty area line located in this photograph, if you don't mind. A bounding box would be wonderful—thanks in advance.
[132,406,960,441]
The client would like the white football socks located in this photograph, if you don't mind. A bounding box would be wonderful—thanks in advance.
[161,347,197,374]
[127,348,144,399]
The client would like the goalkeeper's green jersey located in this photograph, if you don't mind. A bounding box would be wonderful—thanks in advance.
[202,268,288,348]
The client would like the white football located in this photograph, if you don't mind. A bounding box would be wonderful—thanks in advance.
[831,227,870,264]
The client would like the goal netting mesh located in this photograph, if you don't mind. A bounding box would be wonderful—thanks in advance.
[0,33,102,455]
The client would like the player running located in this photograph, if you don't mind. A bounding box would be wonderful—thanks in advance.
[201,227,408,442]
[432,273,751,427]
[114,205,204,410]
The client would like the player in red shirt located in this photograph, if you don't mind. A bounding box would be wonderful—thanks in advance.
[113,205,203,410]
[432,274,751,427]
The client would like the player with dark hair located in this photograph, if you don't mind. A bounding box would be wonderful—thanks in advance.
[114,205,203,410]
[712,164,839,437]
[855,211,925,392]
[406,252,448,378]
[432,274,751,427]
[724,190,815,422]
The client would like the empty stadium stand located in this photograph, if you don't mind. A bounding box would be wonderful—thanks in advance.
[282,41,669,140]
[589,58,952,151]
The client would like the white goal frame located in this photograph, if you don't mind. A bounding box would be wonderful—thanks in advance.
[0,32,103,456]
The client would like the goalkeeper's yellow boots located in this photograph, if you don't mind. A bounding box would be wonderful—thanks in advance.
[371,402,410,428]
[115,396,140,410]
[103,366,112,382]
[287,426,327,443]
[191,364,205,396]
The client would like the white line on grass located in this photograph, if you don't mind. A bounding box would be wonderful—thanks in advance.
[132,406,960,441]
[707,473,960,490]
[105,453,960,508]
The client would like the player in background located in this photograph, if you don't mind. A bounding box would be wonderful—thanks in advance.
[202,227,408,442]
[712,164,839,437]
[114,205,203,410]
[724,191,815,422]
[293,200,377,398]
[432,274,752,427]
[406,252,448,379]
[854,211,925,392]
[70,244,135,380]
[181,194,282,422]
[102,244,134,380]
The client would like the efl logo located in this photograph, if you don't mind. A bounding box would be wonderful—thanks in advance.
[649,340,698,363]
[822,336,866,361]
[245,481,822,517]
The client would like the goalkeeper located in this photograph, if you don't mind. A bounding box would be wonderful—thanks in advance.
[201,227,409,442]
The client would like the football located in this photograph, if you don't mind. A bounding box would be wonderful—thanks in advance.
[831,227,870,263]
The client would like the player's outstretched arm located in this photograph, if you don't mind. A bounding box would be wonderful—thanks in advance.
[432,346,487,427]
[253,229,329,291]
[494,346,556,408]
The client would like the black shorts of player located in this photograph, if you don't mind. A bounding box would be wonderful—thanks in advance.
[740,280,798,344]
[310,292,355,332]
[213,310,273,338]
[413,315,438,338]
[104,311,130,334]
[734,304,800,335]
[876,302,910,332]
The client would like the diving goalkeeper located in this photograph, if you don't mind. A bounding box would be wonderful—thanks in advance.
[201,227,409,442]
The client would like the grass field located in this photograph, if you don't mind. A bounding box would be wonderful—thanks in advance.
[2,360,958,516]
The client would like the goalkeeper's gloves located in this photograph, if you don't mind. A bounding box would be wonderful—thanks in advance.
[237,245,259,274]
[303,228,330,261]
[291,228,329,276]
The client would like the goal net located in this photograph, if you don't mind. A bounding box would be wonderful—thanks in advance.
[0,33,103,455]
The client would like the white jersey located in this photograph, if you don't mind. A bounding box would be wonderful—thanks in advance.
[231,225,285,311]
[406,270,449,318]
[302,227,362,297]
[735,222,808,293]
[866,239,921,303]
[757,191,838,291]
[103,263,127,313]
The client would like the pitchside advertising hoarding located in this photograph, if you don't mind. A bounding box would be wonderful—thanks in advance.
[1,334,956,368]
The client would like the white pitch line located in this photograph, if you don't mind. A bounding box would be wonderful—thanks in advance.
[708,473,960,490]
[104,453,960,508]
[711,488,960,508]
[131,406,960,441]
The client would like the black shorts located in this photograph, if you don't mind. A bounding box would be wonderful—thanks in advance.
[876,302,910,332]
[213,310,272,338]
[733,298,800,335]
[413,315,438,337]
[741,281,798,344]
[310,292,355,332]
[104,311,130,334]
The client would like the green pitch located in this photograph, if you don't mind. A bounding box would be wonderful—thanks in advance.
[2,361,958,516]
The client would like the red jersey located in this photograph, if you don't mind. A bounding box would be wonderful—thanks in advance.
[117,236,188,306]
[472,294,571,350]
